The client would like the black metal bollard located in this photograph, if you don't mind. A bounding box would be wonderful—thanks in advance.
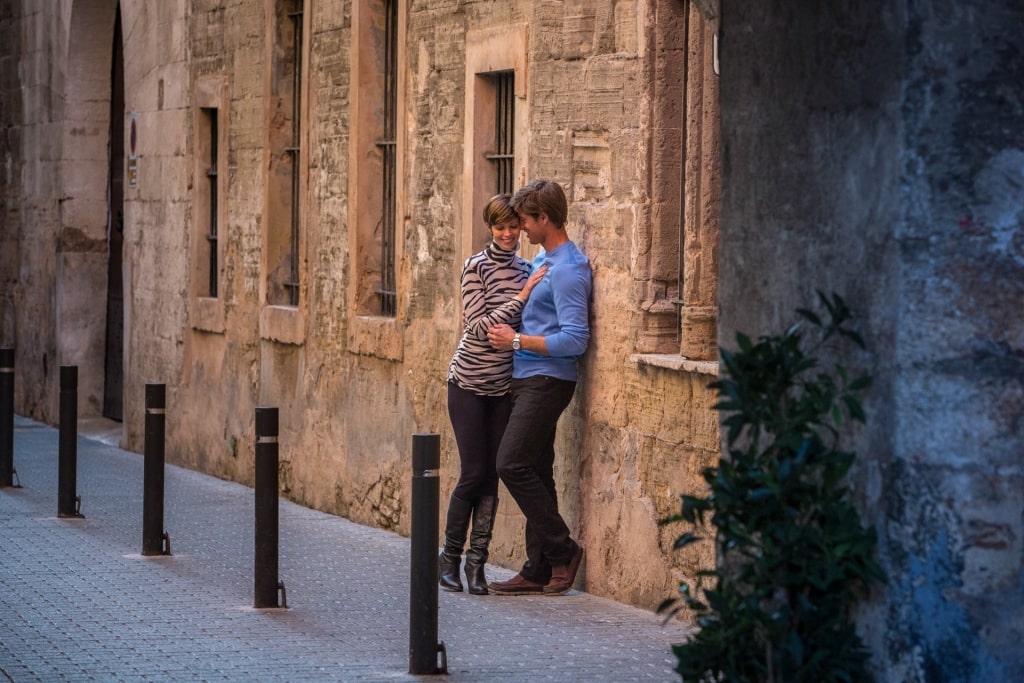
[409,433,446,675]
[142,383,170,555]
[0,348,14,487]
[254,407,286,608]
[58,365,82,518]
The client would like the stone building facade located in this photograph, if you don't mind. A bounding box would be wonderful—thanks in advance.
[3,0,1022,680]
[0,0,720,619]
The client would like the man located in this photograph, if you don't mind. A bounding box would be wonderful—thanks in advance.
[485,179,592,596]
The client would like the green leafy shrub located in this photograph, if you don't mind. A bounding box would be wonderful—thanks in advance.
[660,292,886,683]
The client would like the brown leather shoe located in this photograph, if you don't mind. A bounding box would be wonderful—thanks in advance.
[543,542,584,595]
[488,573,545,595]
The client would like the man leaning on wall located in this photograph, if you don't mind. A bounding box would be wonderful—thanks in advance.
[486,178,592,596]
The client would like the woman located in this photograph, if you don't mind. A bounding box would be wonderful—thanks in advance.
[440,194,546,595]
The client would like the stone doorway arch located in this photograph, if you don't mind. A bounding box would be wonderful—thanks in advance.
[59,0,122,421]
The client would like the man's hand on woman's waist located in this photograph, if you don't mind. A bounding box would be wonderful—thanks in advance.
[487,323,549,355]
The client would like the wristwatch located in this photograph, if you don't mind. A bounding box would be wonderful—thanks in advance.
[512,333,521,350]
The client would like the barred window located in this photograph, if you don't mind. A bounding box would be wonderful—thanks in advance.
[350,0,405,323]
[266,0,304,307]
[376,0,398,316]
[485,71,515,196]
[202,107,219,298]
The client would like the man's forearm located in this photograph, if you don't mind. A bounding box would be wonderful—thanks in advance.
[515,332,549,356]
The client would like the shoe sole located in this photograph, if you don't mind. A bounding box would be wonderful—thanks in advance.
[487,583,545,596]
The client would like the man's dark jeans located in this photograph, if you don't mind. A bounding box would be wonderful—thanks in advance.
[496,374,577,584]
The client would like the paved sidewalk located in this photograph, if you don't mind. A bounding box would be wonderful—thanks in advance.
[0,416,691,682]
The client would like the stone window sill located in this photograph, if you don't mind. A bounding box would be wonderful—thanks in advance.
[260,305,306,346]
[631,353,719,376]
[190,297,225,334]
[348,315,403,361]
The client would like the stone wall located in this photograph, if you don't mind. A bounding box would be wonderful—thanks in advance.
[0,0,721,614]
[0,1,22,351]
[720,2,1024,679]
[1,1,64,417]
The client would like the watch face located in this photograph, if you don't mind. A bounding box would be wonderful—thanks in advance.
[512,335,521,350]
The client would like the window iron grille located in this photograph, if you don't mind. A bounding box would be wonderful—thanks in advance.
[375,0,398,316]
[205,107,219,298]
[484,71,515,195]
[283,3,303,306]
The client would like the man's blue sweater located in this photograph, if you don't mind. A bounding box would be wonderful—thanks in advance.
[512,240,592,382]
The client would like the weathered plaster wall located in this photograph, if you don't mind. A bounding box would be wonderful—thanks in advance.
[59,0,118,416]
[0,0,190,423]
[175,0,719,609]
[119,0,192,438]
[0,1,24,351]
[889,4,1024,679]
[719,2,1023,679]
[164,0,265,490]
[2,0,720,614]
[0,1,69,418]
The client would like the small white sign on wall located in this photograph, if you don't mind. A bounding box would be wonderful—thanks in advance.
[127,111,138,189]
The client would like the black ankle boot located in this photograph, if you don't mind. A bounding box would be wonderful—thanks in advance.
[438,495,473,592]
[464,496,497,595]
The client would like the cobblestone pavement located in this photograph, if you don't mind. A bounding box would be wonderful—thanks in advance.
[0,416,692,682]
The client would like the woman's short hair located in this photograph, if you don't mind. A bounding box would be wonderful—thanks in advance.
[482,194,517,227]
[510,179,568,229]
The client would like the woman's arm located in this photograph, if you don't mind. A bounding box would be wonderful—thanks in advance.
[465,264,547,339]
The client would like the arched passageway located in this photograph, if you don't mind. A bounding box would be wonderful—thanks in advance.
[59,0,122,420]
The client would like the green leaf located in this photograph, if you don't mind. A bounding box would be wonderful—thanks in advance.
[683,495,711,524]
[746,487,775,502]
[839,328,866,349]
[737,333,753,354]
[656,597,677,614]
[849,374,873,391]
[673,531,702,550]
[778,457,793,481]
[837,364,848,383]
[839,395,863,422]
[796,308,822,326]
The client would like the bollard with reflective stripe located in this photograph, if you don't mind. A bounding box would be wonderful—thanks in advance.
[142,383,170,555]
[58,365,82,518]
[409,433,447,675]
[254,407,285,608]
[0,348,14,487]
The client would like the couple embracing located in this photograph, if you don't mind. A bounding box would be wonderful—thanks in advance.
[440,179,591,597]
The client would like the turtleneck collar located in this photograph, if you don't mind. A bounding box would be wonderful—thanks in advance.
[485,241,520,263]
